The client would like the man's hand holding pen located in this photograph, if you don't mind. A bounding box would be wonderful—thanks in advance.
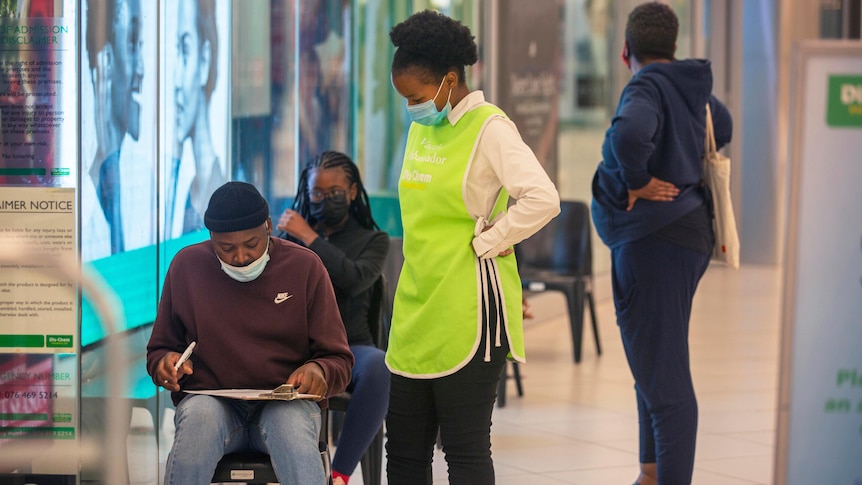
[159,354,193,392]
[159,342,196,391]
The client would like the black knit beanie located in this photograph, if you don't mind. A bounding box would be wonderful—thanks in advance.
[204,181,269,232]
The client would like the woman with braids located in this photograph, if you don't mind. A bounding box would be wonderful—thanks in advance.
[276,150,390,485]
[386,10,559,485]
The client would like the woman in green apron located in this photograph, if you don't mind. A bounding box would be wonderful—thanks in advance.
[386,10,560,485]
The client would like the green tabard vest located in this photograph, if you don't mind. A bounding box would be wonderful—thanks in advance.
[386,104,525,378]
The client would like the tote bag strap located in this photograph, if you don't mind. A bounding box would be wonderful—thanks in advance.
[704,103,718,155]
[701,102,718,216]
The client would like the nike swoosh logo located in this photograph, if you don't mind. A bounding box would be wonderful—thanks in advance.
[274,293,293,304]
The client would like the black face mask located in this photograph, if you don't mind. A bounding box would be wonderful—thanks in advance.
[310,198,350,227]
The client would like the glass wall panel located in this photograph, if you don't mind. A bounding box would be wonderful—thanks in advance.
[79,0,161,481]
[353,0,411,194]
[78,0,235,481]
[156,2,233,482]
[270,0,296,201]
[266,0,352,214]
[162,0,232,239]
[297,0,351,167]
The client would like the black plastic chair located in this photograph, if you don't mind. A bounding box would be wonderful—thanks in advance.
[515,200,601,363]
[326,274,388,485]
[382,237,403,331]
[211,438,330,484]
[496,360,524,408]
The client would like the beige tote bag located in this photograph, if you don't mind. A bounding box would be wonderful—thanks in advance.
[703,104,740,269]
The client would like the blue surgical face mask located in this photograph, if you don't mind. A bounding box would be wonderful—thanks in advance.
[218,238,270,282]
[406,77,451,126]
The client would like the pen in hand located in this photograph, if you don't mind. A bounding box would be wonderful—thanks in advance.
[175,341,196,371]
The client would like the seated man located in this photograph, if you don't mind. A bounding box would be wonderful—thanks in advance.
[146,181,354,485]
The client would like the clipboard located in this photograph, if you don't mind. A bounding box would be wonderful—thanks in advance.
[185,384,321,401]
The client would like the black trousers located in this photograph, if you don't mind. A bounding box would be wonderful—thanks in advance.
[387,258,510,484]
[385,342,507,485]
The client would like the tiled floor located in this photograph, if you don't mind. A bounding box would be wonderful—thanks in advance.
[340,262,783,485]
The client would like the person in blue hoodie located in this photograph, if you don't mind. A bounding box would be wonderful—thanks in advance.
[591,3,732,485]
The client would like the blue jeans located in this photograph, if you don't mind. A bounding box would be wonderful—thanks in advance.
[331,344,390,476]
[165,394,323,485]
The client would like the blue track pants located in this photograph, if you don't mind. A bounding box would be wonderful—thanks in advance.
[611,235,711,485]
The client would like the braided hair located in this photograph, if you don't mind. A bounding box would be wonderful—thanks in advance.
[390,10,478,84]
[292,151,380,231]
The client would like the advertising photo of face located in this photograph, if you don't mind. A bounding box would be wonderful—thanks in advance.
[111,0,143,142]
[87,0,143,150]
[172,0,224,231]
[84,0,144,255]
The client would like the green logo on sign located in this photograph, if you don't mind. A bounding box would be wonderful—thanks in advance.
[827,75,862,127]
[46,335,73,348]
[51,168,70,176]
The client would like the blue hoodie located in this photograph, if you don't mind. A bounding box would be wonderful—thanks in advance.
[591,59,732,249]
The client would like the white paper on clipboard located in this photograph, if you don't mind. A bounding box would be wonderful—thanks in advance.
[185,384,320,401]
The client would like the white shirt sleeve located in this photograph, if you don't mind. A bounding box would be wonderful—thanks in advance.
[467,115,561,259]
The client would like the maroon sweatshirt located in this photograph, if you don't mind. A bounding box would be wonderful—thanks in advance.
[146,237,353,407]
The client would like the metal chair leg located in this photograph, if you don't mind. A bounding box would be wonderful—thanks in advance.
[587,290,601,355]
[512,362,524,396]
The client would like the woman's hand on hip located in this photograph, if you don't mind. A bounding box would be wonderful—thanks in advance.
[627,177,679,211]
[480,223,514,257]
